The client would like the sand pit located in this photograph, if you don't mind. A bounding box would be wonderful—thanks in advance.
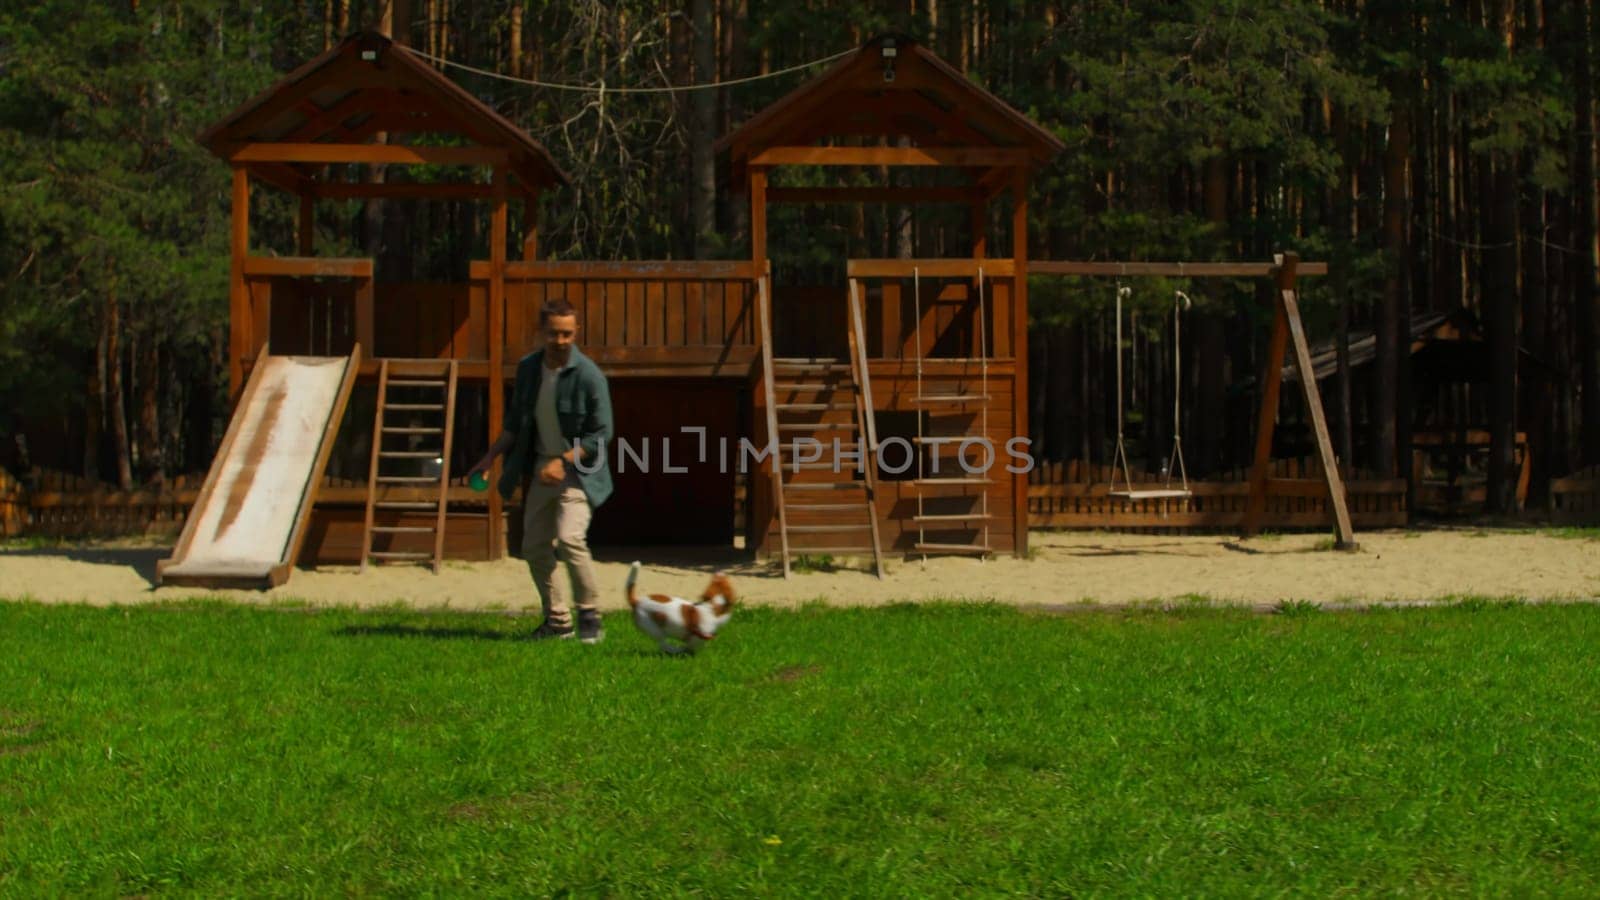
[2,529,1596,612]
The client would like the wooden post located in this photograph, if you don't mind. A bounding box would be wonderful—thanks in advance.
[1010,169,1029,558]
[298,193,315,256]
[1244,254,1294,536]
[229,166,251,400]
[750,167,768,275]
[354,278,375,361]
[488,166,508,559]
[1282,276,1358,549]
[749,166,770,553]
[521,189,539,261]
[970,196,987,259]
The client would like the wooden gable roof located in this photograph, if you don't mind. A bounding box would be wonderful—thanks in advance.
[198,32,566,194]
[717,34,1064,185]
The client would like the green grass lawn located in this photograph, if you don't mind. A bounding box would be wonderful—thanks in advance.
[3,598,1600,895]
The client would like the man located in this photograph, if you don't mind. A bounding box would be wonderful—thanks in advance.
[469,298,613,644]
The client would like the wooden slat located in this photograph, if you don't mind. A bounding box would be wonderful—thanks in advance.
[846,279,885,579]
[360,360,390,573]
[756,276,790,578]
[486,167,507,559]
[313,182,497,199]
[1280,276,1356,548]
[484,260,760,281]
[626,280,646,346]
[242,255,374,279]
[686,281,706,346]
[228,167,250,398]
[1026,479,1407,500]
[433,361,458,574]
[231,142,508,166]
[1029,261,1329,277]
[1029,510,1407,529]
[767,186,975,205]
[847,258,1016,278]
[749,146,1030,167]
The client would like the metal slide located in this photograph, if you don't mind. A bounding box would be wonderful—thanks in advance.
[158,347,361,589]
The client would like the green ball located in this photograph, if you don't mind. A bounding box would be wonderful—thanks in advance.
[469,471,489,492]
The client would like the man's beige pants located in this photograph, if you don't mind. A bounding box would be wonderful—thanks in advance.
[520,466,600,627]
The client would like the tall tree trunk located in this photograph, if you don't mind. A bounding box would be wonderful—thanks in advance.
[1577,0,1600,464]
[1197,153,1229,476]
[137,334,161,480]
[1329,96,1356,468]
[1486,151,1520,513]
[1392,107,1414,484]
[508,2,522,78]
[1521,174,1550,506]
[85,296,104,481]
[1030,325,1051,456]
[690,0,717,257]
[1487,0,1521,512]
[1369,109,1407,479]
[1048,321,1073,463]
[105,290,133,491]
[719,0,749,242]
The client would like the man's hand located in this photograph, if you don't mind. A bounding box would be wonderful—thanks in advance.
[467,457,494,481]
[469,432,515,482]
[537,456,566,485]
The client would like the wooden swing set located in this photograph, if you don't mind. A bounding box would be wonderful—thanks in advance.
[1029,251,1358,550]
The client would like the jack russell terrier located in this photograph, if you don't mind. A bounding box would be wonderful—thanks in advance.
[626,561,736,655]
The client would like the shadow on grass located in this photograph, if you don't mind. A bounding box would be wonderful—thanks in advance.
[0,546,167,589]
[334,623,718,659]
[334,623,519,641]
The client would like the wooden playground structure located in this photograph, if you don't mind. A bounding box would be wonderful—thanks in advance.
[78,31,1394,586]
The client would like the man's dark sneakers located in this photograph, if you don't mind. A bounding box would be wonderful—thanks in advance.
[526,619,574,641]
[578,609,605,645]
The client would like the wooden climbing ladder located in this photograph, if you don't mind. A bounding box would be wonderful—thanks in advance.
[756,276,885,579]
[906,263,995,559]
[361,359,459,573]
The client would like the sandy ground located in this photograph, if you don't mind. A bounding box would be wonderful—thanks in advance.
[1,529,1596,612]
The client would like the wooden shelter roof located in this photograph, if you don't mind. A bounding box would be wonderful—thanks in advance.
[717,33,1064,187]
[197,32,567,194]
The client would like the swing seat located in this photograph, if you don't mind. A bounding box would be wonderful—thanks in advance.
[1108,488,1193,501]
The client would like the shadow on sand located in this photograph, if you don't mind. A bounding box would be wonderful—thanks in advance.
[1,545,169,590]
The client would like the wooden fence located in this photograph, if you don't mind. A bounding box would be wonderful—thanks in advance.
[1,468,26,537]
[1027,457,1408,531]
[1551,465,1600,524]
[17,460,1600,541]
[9,470,203,538]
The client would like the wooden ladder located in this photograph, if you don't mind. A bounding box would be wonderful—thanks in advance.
[361,359,459,574]
[756,277,885,578]
[907,266,995,559]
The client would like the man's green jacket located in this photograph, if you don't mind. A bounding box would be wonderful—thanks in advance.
[498,346,614,508]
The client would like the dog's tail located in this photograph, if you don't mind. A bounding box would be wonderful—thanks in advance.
[626,560,642,608]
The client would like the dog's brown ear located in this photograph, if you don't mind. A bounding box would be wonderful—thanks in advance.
[705,573,736,607]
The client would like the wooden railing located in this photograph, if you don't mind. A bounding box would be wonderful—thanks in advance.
[841,259,1018,360]
[240,256,374,364]
[1552,464,1600,524]
[1410,429,1531,514]
[471,259,762,376]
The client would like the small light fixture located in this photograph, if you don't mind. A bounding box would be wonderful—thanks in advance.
[361,49,377,61]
